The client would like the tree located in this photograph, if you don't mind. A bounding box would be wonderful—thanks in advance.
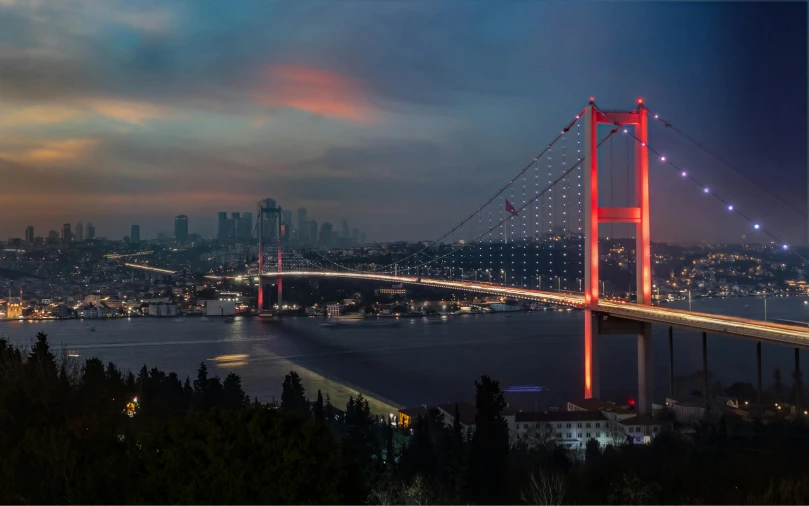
[324,393,334,422]
[222,373,249,410]
[343,393,379,472]
[281,371,310,418]
[585,437,601,462]
[386,422,395,464]
[27,331,57,380]
[774,367,784,401]
[135,405,360,504]
[521,469,566,506]
[466,375,510,504]
[314,390,325,423]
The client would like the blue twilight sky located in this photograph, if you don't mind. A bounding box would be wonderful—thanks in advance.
[0,1,805,244]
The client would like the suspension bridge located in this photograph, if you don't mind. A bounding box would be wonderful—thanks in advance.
[256,98,807,415]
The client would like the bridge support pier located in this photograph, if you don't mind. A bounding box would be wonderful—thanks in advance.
[668,326,674,398]
[584,310,600,399]
[702,332,709,401]
[795,348,801,419]
[757,341,762,418]
[637,323,654,415]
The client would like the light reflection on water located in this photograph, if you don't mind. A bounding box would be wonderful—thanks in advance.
[1,298,807,412]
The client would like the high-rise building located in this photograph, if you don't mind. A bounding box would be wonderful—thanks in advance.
[130,224,140,244]
[174,215,189,243]
[217,212,228,240]
[237,212,252,240]
[342,219,349,239]
[86,222,95,240]
[61,224,71,244]
[351,228,359,244]
[319,222,333,247]
[298,208,307,231]
[75,222,83,242]
[309,220,318,245]
[24,226,34,244]
[232,212,241,221]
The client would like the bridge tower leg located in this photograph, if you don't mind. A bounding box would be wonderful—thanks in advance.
[583,98,652,413]
[278,216,284,314]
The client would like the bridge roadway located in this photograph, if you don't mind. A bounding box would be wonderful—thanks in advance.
[268,271,809,349]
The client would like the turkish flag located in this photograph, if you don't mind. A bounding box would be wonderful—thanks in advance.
[505,199,519,216]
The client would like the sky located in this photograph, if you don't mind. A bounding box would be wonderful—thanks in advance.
[0,1,806,244]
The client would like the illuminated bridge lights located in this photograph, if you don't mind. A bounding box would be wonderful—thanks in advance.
[262,271,809,346]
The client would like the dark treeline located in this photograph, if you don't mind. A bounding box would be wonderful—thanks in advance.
[4,333,809,504]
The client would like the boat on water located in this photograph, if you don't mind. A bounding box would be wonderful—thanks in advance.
[201,316,211,322]
[67,350,80,358]
[223,317,235,323]
[173,318,185,323]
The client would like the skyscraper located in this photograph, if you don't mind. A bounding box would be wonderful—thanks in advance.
[351,228,359,244]
[342,219,349,239]
[217,212,228,239]
[298,208,307,231]
[319,222,333,247]
[86,222,95,240]
[237,212,252,240]
[75,222,83,242]
[130,224,140,244]
[61,224,71,244]
[174,215,189,243]
[309,220,318,245]
[25,226,34,244]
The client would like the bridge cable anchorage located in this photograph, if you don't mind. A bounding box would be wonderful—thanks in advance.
[594,105,807,263]
[399,126,622,272]
[646,105,807,219]
[364,107,588,273]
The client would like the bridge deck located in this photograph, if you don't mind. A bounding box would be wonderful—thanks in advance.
[267,271,809,348]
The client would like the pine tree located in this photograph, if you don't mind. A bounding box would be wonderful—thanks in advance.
[280,371,309,417]
[343,394,378,469]
[314,390,325,423]
[223,373,249,410]
[466,375,510,504]
[386,422,395,464]
[324,393,334,422]
[27,331,57,379]
[183,376,193,402]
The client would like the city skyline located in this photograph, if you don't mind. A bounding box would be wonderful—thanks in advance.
[0,2,805,245]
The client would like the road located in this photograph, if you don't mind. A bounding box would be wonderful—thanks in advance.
[267,271,809,348]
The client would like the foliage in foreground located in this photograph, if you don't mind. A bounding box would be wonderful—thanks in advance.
[5,333,809,504]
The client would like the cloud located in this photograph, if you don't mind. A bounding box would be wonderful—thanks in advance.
[254,65,378,123]
[85,98,172,125]
[0,104,85,125]
[1,138,98,163]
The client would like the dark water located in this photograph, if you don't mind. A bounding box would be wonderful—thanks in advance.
[2,296,806,413]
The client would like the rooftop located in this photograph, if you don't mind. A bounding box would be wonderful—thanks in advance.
[515,411,608,423]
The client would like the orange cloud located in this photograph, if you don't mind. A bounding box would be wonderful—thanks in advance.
[87,98,171,125]
[256,65,376,123]
[0,105,85,125]
[1,138,98,163]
